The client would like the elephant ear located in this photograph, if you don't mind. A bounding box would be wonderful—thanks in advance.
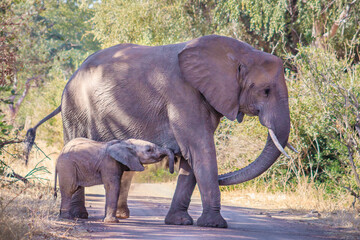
[178,35,241,120]
[107,143,145,171]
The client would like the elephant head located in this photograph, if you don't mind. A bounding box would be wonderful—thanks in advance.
[108,139,175,173]
[179,35,291,185]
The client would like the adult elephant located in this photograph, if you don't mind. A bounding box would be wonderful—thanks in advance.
[25,35,291,228]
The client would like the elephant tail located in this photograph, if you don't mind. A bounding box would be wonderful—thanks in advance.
[24,106,62,165]
[53,167,58,199]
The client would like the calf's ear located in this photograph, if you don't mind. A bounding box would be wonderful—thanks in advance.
[107,144,145,171]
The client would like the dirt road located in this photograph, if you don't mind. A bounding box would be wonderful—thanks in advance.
[67,183,354,239]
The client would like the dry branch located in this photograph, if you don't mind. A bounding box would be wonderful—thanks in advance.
[323,0,358,40]
[343,185,360,208]
[347,146,360,188]
[0,139,23,149]
[313,0,359,48]
[8,75,42,121]
[7,171,29,184]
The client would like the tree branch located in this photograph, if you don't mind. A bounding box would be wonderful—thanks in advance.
[322,0,358,40]
[313,0,359,48]
[7,171,29,184]
[8,75,42,121]
[347,146,360,188]
[343,185,360,208]
[0,139,23,149]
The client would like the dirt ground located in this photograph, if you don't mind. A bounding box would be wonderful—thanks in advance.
[50,183,359,240]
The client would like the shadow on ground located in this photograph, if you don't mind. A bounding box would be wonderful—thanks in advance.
[72,184,357,240]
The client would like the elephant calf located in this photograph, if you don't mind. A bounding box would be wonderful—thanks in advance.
[56,138,174,223]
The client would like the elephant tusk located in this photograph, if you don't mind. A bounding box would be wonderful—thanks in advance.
[286,143,298,153]
[269,129,291,159]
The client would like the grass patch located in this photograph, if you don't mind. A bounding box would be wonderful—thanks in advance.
[134,162,179,183]
[0,182,60,240]
[0,141,81,239]
[221,176,360,230]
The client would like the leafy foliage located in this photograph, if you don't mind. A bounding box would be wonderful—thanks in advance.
[0,0,100,183]
[92,0,216,47]
[288,46,360,191]
[1,0,360,205]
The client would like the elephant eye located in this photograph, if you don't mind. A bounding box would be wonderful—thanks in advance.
[264,88,270,97]
[146,146,153,153]
[238,65,243,74]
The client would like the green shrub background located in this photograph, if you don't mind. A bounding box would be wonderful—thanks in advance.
[1,0,359,205]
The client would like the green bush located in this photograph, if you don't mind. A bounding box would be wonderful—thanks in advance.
[288,46,360,193]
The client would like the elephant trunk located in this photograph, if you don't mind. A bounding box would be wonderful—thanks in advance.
[218,102,290,185]
[164,148,175,174]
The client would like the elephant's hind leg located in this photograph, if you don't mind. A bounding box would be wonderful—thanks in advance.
[69,186,88,219]
[165,157,195,225]
[116,171,134,219]
[59,183,76,219]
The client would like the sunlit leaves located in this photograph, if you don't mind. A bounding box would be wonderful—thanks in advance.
[92,0,216,47]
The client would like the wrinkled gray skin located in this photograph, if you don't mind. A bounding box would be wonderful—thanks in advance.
[26,35,290,228]
[56,138,174,223]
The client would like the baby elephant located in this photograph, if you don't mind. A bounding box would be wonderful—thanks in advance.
[56,138,174,223]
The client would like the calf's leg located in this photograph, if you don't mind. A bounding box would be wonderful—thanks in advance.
[103,174,122,223]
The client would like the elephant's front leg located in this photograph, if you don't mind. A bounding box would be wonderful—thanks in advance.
[116,171,134,219]
[165,157,196,225]
[192,146,227,228]
[69,187,88,219]
[166,142,227,227]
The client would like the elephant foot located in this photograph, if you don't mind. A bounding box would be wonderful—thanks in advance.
[69,207,89,219]
[197,211,227,228]
[165,210,193,225]
[104,216,119,223]
[116,206,130,219]
[59,210,72,219]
